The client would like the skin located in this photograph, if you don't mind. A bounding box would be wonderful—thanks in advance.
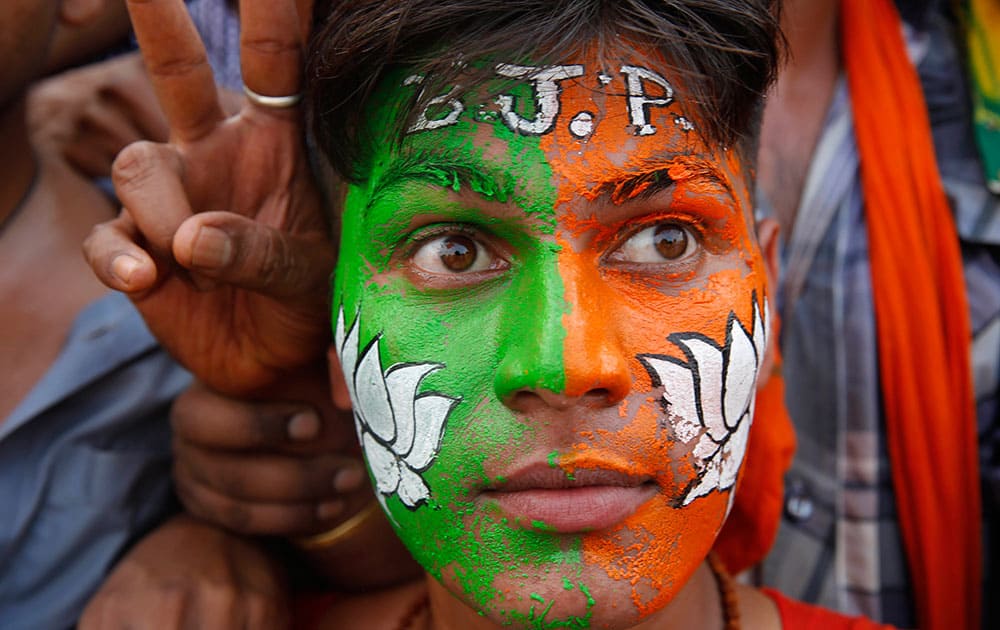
[757,0,839,235]
[0,0,115,423]
[83,0,334,397]
[331,45,772,629]
[76,0,422,619]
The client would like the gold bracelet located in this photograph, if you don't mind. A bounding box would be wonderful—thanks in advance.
[294,500,382,550]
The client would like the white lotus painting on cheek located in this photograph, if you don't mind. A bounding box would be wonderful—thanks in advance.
[638,297,768,507]
[335,307,459,509]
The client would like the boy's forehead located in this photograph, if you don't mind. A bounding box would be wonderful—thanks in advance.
[364,47,746,202]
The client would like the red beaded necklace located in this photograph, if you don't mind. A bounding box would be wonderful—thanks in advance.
[707,551,742,630]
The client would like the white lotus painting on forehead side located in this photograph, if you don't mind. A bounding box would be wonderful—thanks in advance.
[638,296,769,507]
[335,307,459,511]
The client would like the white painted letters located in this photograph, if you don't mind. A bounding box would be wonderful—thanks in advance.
[620,65,675,136]
[494,64,584,135]
[402,63,684,138]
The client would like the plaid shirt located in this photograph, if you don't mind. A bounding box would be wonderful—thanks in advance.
[757,10,1000,629]
[187,0,243,91]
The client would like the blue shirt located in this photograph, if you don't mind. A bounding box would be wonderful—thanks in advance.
[0,292,190,629]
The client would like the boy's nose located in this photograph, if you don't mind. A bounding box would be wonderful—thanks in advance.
[494,251,631,410]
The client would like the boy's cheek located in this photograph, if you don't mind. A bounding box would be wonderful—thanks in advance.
[610,269,765,367]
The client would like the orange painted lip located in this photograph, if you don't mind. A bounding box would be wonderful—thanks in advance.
[480,464,657,533]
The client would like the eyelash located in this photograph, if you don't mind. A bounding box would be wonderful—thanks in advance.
[606,215,704,256]
[399,213,705,281]
[404,223,482,254]
[401,223,510,279]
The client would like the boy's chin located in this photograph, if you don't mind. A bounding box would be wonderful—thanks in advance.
[441,561,684,630]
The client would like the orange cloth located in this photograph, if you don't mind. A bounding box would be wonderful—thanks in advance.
[709,221,795,574]
[763,588,897,629]
[713,351,796,574]
[841,1,982,629]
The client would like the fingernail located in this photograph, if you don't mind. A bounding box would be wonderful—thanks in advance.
[111,254,140,285]
[317,500,344,521]
[287,411,320,441]
[190,226,233,269]
[333,464,365,492]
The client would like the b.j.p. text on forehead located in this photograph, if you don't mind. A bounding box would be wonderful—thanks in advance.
[404,61,696,139]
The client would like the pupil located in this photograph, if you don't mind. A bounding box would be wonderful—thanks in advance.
[654,225,687,259]
[439,235,476,271]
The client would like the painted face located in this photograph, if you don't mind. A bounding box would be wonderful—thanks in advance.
[331,48,769,628]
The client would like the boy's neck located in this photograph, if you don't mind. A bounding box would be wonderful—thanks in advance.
[0,99,38,230]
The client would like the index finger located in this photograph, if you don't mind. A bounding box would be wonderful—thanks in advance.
[239,0,304,104]
[127,0,225,141]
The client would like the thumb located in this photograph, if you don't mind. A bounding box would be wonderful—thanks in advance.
[173,211,335,300]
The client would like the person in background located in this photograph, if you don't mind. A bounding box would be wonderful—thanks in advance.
[0,2,190,628]
[2,1,405,628]
[757,0,999,628]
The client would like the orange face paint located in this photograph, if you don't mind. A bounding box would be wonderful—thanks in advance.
[538,47,769,622]
[338,44,769,630]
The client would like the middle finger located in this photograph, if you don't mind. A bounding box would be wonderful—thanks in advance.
[239,0,303,107]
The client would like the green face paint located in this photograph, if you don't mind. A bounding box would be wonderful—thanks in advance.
[330,49,769,629]
[332,70,582,623]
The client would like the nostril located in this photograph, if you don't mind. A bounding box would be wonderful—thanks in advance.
[506,389,545,412]
[504,388,581,412]
[586,388,613,405]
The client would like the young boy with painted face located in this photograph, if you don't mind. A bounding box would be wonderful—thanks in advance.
[82,0,896,627]
[300,2,891,628]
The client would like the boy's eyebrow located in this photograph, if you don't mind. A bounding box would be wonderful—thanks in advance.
[597,169,676,204]
[367,148,514,206]
[595,159,734,205]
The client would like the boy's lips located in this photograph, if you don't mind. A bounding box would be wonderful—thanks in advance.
[479,464,657,533]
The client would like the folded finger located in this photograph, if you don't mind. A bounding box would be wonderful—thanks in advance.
[106,50,171,143]
[126,0,224,141]
[172,212,335,300]
[86,99,146,145]
[177,443,366,503]
[83,212,160,294]
[79,102,146,158]
[62,142,117,180]
[112,141,192,257]
[174,461,344,536]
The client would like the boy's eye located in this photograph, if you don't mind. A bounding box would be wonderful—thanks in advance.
[615,223,696,263]
[412,233,493,273]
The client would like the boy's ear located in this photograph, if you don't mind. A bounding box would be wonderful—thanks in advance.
[755,217,782,387]
[755,217,781,295]
[327,345,353,411]
[59,0,107,27]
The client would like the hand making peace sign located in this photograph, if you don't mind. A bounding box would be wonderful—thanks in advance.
[84,0,333,396]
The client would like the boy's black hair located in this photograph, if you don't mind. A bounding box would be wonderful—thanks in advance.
[307,0,784,182]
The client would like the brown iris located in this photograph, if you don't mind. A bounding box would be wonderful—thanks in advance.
[439,235,477,271]
[653,225,688,260]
